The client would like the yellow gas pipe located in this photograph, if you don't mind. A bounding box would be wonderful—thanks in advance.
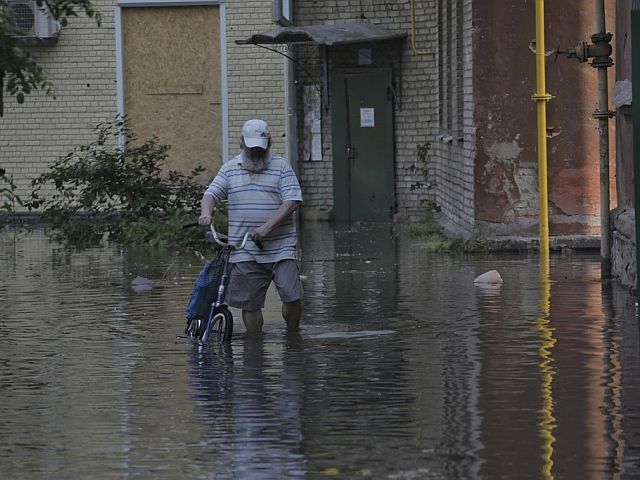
[410,0,432,55]
[532,0,552,258]
[532,2,555,478]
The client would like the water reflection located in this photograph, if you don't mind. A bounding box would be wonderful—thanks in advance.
[536,251,556,480]
[1,226,640,479]
[188,336,306,479]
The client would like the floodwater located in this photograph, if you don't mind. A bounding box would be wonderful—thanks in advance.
[1,223,640,479]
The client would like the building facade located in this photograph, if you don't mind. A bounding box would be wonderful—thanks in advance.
[2,0,620,266]
[245,0,614,238]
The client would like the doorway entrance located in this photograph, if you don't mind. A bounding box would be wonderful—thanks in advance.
[331,68,395,222]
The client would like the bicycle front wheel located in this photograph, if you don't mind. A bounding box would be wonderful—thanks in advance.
[210,306,233,343]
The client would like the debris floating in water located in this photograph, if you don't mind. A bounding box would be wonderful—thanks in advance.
[131,276,155,292]
[473,270,503,285]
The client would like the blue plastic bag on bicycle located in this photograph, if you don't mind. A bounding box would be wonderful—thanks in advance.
[185,252,224,321]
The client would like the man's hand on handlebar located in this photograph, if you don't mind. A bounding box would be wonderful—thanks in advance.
[250,229,266,250]
[198,215,212,226]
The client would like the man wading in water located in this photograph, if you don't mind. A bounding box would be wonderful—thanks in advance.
[198,119,304,335]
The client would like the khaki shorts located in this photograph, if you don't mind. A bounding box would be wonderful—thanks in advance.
[227,260,303,311]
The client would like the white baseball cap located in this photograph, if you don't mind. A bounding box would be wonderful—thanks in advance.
[242,119,270,149]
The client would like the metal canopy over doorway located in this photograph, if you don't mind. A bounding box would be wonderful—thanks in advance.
[236,23,406,46]
[236,22,406,110]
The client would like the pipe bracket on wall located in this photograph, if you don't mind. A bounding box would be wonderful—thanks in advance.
[592,110,615,119]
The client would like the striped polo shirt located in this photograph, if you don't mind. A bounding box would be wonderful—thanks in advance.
[204,152,303,264]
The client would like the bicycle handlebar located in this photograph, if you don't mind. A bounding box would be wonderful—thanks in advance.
[182,221,263,250]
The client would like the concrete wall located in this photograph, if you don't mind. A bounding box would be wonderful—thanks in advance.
[612,208,636,289]
[472,0,615,238]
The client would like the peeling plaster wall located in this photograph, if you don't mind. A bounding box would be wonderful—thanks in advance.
[473,0,615,237]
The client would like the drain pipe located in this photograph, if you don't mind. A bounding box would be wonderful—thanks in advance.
[594,0,614,279]
[284,46,298,175]
[557,0,614,278]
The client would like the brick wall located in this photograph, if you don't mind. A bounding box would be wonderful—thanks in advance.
[430,0,475,237]
[0,0,118,205]
[223,0,287,164]
[292,43,334,220]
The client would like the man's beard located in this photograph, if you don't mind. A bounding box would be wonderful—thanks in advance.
[243,149,270,171]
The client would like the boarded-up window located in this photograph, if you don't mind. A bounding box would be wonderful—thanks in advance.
[122,6,222,177]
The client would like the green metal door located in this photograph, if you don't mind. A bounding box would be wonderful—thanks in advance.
[331,69,395,222]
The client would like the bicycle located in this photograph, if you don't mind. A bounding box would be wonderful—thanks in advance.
[182,222,262,343]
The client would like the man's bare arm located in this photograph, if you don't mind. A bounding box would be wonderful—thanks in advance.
[252,200,301,241]
[199,194,216,225]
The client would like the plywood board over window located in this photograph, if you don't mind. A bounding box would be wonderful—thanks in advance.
[122,5,222,177]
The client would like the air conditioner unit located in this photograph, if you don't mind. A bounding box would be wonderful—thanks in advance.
[9,0,61,39]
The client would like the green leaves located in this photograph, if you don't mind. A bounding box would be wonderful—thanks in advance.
[1,169,24,210]
[0,169,26,231]
[119,209,227,251]
[409,142,431,192]
[27,118,213,249]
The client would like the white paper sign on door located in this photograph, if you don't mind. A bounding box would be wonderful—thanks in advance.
[360,108,375,127]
